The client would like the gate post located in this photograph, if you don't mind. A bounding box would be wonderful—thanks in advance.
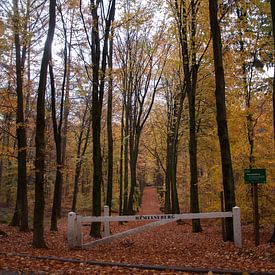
[68,212,83,249]
[233,206,242,248]
[104,205,110,237]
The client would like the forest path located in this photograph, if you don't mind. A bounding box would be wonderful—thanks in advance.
[139,186,161,215]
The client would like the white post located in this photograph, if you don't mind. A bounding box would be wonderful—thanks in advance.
[68,212,83,249]
[68,212,77,249]
[103,205,110,237]
[75,215,83,248]
[233,206,242,248]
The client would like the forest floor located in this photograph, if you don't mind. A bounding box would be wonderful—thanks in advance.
[0,186,274,274]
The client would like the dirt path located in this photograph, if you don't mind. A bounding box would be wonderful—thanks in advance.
[139,186,161,215]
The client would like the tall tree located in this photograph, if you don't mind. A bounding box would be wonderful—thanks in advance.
[209,0,236,241]
[106,24,115,213]
[49,3,74,231]
[87,0,115,237]
[163,67,185,214]
[10,0,29,232]
[33,0,56,248]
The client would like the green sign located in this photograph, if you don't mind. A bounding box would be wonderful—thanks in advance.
[244,169,266,184]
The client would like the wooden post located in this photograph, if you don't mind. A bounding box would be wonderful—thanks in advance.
[220,191,226,241]
[68,212,82,249]
[233,206,242,248]
[68,212,77,249]
[104,205,110,237]
[75,215,83,248]
[253,183,260,246]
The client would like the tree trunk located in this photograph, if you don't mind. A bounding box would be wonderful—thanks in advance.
[128,142,139,214]
[106,30,114,213]
[89,0,115,238]
[209,0,236,241]
[188,65,202,232]
[170,102,180,214]
[71,103,91,212]
[165,106,172,213]
[33,0,56,248]
[174,0,202,230]
[123,92,130,215]
[119,104,124,216]
[10,0,29,232]
[89,0,102,238]
[61,8,74,203]
[49,64,63,231]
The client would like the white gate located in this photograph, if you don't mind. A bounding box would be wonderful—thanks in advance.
[68,206,242,249]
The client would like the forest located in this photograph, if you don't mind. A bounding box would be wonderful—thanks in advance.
[0,0,274,260]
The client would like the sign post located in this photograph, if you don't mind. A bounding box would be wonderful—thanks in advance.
[244,168,266,246]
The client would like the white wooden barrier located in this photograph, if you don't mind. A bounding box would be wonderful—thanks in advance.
[68,206,242,249]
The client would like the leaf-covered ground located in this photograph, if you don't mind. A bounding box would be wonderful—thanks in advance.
[0,187,274,274]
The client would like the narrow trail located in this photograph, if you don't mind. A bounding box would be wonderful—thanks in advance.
[139,186,162,215]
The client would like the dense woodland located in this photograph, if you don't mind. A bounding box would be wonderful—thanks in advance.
[0,0,274,249]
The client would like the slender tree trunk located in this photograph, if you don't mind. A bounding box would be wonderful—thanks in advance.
[209,0,236,241]
[236,7,255,168]
[106,29,114,213]
[170,102,180,214]
[165,107,172,213]
[175,0,202,230]
[33,0,56,248]
[128,142,139,214]
[89,0,115,238]
[61,9,74,203]
[119,104,124,216]
[123,92,129,215]
[49,64,64,231]
[10,0,29,232]
[71,103,91,212]
[188,65,202,232]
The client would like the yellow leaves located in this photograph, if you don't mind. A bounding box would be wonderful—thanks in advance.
[0,20,4,36]
[67,0,79,9]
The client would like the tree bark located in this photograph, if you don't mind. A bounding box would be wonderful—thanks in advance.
[209,0,236,241]
[119,104,124,216]
[10,0,29,232]
[106,28,114,213]
[174,0,202,230]
[33,0,56,248]
[123,91,130,215]
[49,63,63,231]
[71,102,91,212]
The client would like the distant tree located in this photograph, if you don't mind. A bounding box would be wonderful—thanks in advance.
[33,0,56,248]
[71,96,91,212]
[209,0,236,241]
